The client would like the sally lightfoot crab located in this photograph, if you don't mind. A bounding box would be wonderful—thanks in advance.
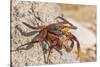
[13,16,80,63]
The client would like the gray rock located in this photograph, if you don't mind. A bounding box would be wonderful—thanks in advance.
[11,0,79,66]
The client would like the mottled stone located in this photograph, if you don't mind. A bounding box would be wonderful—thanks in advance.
[11,0,79,66]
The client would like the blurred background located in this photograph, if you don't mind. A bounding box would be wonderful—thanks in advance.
[59,4,96,32]
[58,4,96,62]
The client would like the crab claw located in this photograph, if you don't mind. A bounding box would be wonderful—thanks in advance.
[56,16,77,32]
[61,21,77,32]
[63,23,77,29]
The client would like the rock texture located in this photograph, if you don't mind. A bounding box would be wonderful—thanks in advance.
[11,0,96,67]
[11,0,79,66]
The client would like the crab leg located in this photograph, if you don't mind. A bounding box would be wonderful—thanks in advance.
[56,16,70,24]
[63,32,80,57]
[22,22,46,30]
[70,39,74,48]
[12,41,35,51]
[47,33,63,50]
[32,29,47,42]
[47,39,57,63]
[47,41,63,63]
[47,32,63,63]
[15,25,38,36]
[12,29,47,51]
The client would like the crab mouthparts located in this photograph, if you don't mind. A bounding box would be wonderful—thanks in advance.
[61,23,77,32]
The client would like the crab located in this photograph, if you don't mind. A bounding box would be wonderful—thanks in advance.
[13,16,80,63]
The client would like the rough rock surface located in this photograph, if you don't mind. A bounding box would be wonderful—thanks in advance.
[11,0,79,66]
[11,0,96,67]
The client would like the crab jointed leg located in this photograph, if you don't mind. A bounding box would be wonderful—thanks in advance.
[15,25,38,36]
[13,29,47,51]
[33,29,47,42]
[63,32,80,57]
[47,32,63,63]
[22,22,46,30]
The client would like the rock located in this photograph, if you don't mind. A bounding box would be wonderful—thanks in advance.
[11,0,79,66]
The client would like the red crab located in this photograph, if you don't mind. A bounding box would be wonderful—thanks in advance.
[14,16,80,63]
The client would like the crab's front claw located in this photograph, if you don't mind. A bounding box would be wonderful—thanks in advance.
[56,16,77,32]
[63,23,77,30]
